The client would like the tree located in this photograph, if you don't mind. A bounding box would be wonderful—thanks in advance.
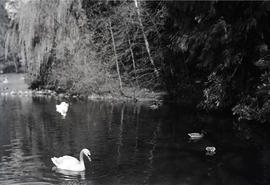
[0,0,8,61]
[165,1,270,122]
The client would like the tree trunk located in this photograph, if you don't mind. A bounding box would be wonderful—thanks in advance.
[128,38,139,87]
[134,0,159,78]
[12,53,18,73]
[109,18,123,90]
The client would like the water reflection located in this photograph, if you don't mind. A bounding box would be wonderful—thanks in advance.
[116,104,124,164]
[0,96,269,184]
[52,167,85,180]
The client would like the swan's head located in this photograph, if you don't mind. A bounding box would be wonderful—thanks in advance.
[82,148,91,162]
[60,102,69,108]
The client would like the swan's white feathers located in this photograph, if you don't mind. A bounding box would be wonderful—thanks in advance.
[51,156,83,171]
[56,102,69,117]
[51,148,91,171]
[53,156,79,165]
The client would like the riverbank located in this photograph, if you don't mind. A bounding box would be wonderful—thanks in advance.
[0,73,28,91]
[0,73,166,106]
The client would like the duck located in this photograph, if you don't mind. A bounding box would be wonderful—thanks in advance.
[3,77,8,84]
[205,146,216,156]
[149,101,162,110]
[56,101,69,117]
[188,131,206,140]
[150,104,159,110]
[51,148,92,171]
[10,90,17,95]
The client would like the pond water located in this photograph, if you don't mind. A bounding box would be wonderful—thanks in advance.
[0,96,270,185]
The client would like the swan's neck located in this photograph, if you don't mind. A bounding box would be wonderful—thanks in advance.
[79,150,85,166]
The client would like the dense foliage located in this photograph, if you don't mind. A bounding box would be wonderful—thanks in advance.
[3,0,270,122]
[164,1,270,123]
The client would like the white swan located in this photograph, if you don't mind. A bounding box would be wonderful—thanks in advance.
[56,102,69,117]
[51,148,91,171]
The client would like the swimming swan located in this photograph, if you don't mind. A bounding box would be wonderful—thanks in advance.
[51,148,91,171]
[56,102,69,117]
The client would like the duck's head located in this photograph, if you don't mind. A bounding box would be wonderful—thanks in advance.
[82,148,91,162]
[201,130,207,135]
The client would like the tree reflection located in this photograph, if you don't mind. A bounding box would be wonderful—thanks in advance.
[116,104,125,164]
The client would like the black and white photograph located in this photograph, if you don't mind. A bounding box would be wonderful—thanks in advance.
[0,0,270,184]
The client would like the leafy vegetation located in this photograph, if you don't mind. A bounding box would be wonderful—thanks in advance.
[3,0,270,122]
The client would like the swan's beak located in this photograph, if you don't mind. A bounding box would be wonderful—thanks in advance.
[87,154,91,162]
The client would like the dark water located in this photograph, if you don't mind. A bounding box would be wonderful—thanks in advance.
[0,96,270,185]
